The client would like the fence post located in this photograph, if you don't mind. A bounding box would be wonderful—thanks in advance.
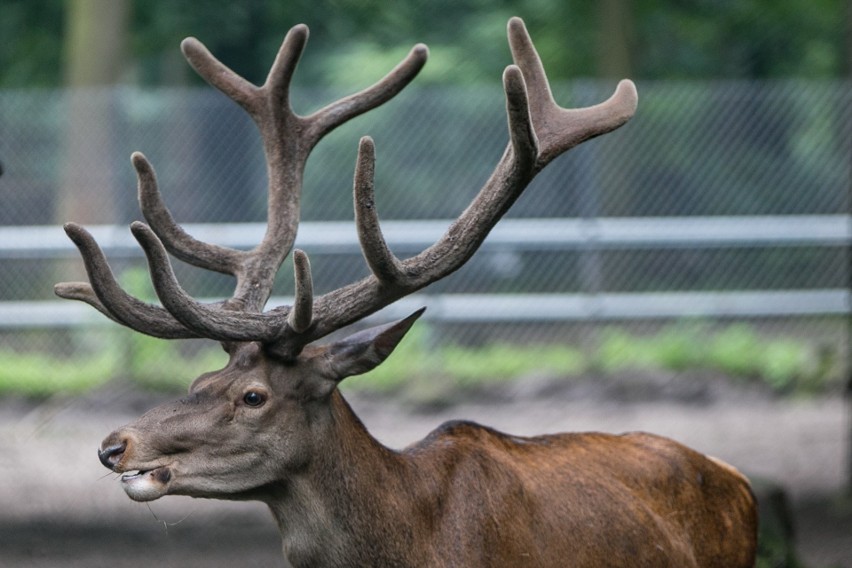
[846,181,852,496]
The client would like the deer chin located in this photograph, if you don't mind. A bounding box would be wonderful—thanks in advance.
[120,466,172,502]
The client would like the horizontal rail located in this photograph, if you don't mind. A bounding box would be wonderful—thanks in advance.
[0,215,849,258]
[1,289,847,330]
[1,215,847,328]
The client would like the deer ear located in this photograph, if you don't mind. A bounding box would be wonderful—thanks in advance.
[322,308,425,382]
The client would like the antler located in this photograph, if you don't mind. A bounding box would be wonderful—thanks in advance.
[56,23,427,343]
[56,17,637,358]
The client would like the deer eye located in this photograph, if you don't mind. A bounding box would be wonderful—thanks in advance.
[242,391,266,407]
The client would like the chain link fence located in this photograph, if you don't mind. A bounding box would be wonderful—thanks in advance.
[0,79,850,395]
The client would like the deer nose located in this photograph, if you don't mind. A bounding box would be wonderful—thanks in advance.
[98,441,127,470]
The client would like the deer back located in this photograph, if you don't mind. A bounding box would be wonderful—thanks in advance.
[391,421,757,567]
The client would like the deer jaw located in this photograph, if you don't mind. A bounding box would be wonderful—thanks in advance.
[97,312,422,503]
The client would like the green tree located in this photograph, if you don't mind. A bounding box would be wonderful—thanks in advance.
[1,0,849,89]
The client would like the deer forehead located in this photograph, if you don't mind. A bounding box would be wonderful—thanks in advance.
[187,343,326,396]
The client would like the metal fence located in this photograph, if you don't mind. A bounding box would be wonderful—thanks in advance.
[0,79,850,392]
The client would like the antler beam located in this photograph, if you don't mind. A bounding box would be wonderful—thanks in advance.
[56,17,637,358]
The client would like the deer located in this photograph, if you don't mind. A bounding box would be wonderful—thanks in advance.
[56,17,757,567]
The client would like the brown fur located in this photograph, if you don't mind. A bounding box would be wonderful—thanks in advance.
[65,16,755,567]
[99,334,757,568]
[271,393,757,567]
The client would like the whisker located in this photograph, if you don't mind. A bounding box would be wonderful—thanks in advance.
[146,502,197,533]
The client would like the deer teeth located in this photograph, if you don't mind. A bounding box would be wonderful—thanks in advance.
[121,470,146,480]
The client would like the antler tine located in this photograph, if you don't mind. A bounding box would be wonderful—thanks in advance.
[181,37,258,112]
[353,136,406,285]
[352,66,535,291]
[130,222,287,342]
[502,64,538,175]
[263,24,309,112]
[53,281,122,324]
[507,17,637,166]
[287,249,313,333]
[55,223,198,339]
[134,152,243,275]
[307,44,429,144]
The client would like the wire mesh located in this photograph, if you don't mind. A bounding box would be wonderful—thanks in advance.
[0,79,850,394]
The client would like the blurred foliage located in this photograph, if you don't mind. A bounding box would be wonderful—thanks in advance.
[595,322,834,393]
[118,266,228,390]
[0,336,225,396]
[350,319,837,401]
[753,479,806,568]
[354,323,588,395]
[0,0,65,87]
[0,348,115,396]
[0,317,837,397]
[0,0,849,88]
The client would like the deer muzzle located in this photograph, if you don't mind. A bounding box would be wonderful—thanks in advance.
[98,431,173,501]
[98,440,126,469]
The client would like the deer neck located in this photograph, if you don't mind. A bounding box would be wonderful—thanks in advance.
[266,390,420,567]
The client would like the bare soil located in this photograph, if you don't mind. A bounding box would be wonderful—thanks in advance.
[1,373,850,567]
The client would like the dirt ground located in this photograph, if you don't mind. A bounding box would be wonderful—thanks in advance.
[1,374,850,567]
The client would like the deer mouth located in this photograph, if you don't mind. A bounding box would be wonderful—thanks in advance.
[120,466,172,502]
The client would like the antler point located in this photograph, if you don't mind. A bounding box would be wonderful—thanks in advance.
[129,221,154,242]
[287,23,310,45]
[63,222,88,241]
[608,79,639,120]
[618,79,639,101]
[503,65,529,107]
[507,16,526,35]
[503,64,524,84]
[131,151,151,170]
[180,37,201,56]
[53,282,70,297]
[412,43,429,60]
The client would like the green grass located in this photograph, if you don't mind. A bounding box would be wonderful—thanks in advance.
[0,348,117,396]
[352,325,587,394]
[123,332,227,391]
[0,320,838,397]
[0,329,228,397]
[594,323,830,393]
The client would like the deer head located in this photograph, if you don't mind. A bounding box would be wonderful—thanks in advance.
[57,17,636,504]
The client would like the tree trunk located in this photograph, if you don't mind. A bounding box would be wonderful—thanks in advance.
[59,0,130,286]
[59,0,130,227]
[596,0,633,79]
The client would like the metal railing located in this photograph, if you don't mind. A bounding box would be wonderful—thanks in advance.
[1,214,847,329]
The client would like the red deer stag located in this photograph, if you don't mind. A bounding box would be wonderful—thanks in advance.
[56,17,757,567]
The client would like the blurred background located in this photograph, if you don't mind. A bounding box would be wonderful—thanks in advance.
[0,0,850,566]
